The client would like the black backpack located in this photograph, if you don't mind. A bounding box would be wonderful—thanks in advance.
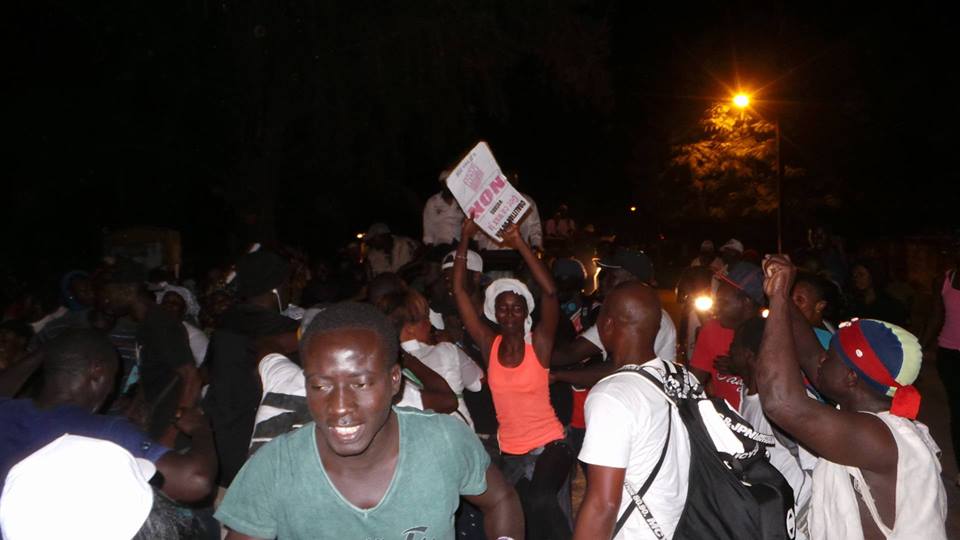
[611,360,797,540]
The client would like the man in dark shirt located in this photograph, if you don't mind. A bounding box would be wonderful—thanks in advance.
[205,250,300,486]
[98,260,201,444]
[0,329,215,503]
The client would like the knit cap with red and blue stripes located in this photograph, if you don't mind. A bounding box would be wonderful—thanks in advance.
[829,318,923,419]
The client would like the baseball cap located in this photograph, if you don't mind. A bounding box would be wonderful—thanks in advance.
[717,261,766,306]
[366,223,391,238]
[442,250,483,272]
[0,434,155,540]
[597,249,653,283]
[552,258,587,281]
[720,238,744,254]
[236,250,290,298]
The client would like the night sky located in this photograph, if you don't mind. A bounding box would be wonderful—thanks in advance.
[6,0,955,272]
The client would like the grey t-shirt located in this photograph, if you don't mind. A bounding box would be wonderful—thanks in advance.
[215,406,490,539]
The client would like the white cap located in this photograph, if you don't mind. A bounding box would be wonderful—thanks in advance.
[442,250,483,272]
[721,238,744,254]
[0,435,155,540]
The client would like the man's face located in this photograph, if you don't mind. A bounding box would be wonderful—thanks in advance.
[851,265,872,292]
[815,347,849,402]
[91,356,120,412]
[721,248,740,266]
[97,283,130,317]
[599,268,633,297]
[0,329,27,370]
[443,268,477,297]
[791,282,823,326]
[160,292,187,320]
[811,227,828,250]
[304,328,401,458]
[69,277,96,308]
[715,282,748,329]
[494,292,527,334]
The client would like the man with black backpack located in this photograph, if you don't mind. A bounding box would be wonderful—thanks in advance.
[574,282,797,540]
[573,282,693,539]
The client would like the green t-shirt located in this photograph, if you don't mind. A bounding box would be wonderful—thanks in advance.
[215,406,490,540]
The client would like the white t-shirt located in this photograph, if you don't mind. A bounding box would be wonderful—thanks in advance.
[422,192,465,246]
[580,309,677,362]
[250,354,309,454]
[579,359,692,539]
[401,340,483,428]
[183,321,209,367]
[366,235,419,277]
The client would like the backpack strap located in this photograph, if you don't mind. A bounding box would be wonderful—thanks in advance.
[611,363,674,538]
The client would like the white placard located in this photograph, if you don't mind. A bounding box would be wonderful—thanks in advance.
[447,141,530,243]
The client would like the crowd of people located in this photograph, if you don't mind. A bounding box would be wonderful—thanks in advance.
[0,169,955,540]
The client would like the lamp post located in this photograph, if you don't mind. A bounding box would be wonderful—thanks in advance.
[733,93,783,254]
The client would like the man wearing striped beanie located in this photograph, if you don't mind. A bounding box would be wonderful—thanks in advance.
[756,255,946,540]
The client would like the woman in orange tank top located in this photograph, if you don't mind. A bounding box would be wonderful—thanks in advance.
[453,218,573,540]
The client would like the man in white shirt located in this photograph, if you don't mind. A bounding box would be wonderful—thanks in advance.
[574,282,691,539]
[422,169,465,248]
[364,223,419,278]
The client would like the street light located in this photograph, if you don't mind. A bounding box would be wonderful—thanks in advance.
[732,92,783,254]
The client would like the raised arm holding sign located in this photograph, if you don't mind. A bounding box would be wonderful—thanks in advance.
[447,142,530,243]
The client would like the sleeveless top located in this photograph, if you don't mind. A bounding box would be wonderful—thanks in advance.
[487,335,564,454]
[938,270,960,351]
[808,412,947,540]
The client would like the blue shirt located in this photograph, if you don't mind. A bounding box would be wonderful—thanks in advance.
[0,398,170,489]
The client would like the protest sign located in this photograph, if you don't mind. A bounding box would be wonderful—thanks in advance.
[447,141,530,243]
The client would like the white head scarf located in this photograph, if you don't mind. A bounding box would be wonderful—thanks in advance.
[155,284,201,321]
[483,278,535,343]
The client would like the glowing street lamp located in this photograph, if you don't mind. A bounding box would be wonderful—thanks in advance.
[731,91,783,254]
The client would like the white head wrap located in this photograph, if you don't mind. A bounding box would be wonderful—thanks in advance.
[155,284,201,321]
[483,278,535,342]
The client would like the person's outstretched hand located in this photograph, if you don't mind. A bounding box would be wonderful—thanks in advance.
[461,217,480,241]
[762,255,796,300]
[500,223,525,250]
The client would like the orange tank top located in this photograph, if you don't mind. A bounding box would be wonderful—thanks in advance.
[487,335,564,454]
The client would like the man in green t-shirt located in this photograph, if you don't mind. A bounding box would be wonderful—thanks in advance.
[216,302,523,540]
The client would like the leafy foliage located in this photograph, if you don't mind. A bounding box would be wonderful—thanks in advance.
[669,103,801,219]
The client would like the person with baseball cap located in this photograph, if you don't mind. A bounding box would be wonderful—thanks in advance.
[689,261,766,410]
[718,238,744,274]
[205,250,300,487]
[758,255,947,539]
